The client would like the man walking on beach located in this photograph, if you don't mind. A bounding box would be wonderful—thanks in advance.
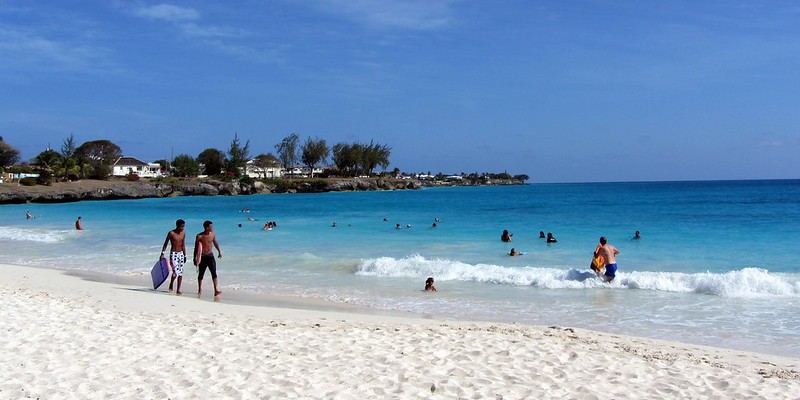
[594,236,620,282]
[193,220,223,296]
[160,219,186,294]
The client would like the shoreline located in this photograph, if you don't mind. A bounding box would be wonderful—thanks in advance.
[2,262,798,398]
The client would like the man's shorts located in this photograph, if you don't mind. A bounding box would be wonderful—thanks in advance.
[170,252,185,276]
[198,254,217,280]
[604,263,618,278]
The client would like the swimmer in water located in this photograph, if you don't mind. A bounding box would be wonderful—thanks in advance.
[424,277,437,292]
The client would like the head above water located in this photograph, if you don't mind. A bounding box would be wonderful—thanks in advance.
[599,236,607,245]
[426,277,434,284]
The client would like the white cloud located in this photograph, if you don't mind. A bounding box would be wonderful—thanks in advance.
[130,3,250,43]
[309,0,458,30]
[0,27,114,74]
[133,3,199,22]
[179,22,247,39]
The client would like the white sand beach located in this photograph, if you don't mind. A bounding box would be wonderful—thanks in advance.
[1,263,798,399]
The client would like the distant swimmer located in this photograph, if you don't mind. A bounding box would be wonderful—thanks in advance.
[539,231,545,239]
[247,216,256,221]
[434,217,442,223]
[594,236,620,283]
[424,277,437,292]
[396,223,402,230]
[75,216,83,230]
[501,229,513,242]
[432,223,437,228]
[633,231,641,240]
[383,218,388,222]
[331,222,337,228]
[406,224,412,228]
[509,248,521,256]
[26,211,32,219]
[546,232,557,243]
[161,219,187,294]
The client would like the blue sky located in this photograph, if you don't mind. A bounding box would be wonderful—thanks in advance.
[1,1,798,182]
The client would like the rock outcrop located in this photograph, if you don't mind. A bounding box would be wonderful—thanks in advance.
[0,178,421,204]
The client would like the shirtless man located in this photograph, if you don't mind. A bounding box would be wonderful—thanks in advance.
[193,220,222,296]
[594,236,620,282]
[160,219,186,294]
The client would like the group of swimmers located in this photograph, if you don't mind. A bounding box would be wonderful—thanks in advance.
[504,229,557,257]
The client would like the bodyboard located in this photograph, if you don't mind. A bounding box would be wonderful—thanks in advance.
[194,242,203,266]
[150,258,170,290]
[591,255,605,273]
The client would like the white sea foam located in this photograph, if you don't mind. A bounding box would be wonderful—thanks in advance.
[0,227,75,243]
[356,255,800,298]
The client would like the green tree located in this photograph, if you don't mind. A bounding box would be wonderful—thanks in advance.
[61,133,76,159]
[275,133,300,171]
[0,139,20,168]
[226,133,250,177]
[32,149,61,170]
[197,148,226,176]
[513,174,529,182]
[331,142,359,176]
[300,137,329,178]
[31,148,61,185]
[252,153,280,179]
[75,140,122,179]
[57,134,80,181]
[171,154,200,177]
[360,141,391,175]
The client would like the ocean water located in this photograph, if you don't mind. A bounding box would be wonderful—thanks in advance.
[2,180,799,356]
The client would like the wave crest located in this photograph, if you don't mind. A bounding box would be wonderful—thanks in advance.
[0,227,75,243]
[355,255,800,298]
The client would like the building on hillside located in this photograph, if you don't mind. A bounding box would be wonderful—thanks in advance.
[112,156,161,178]
[283,165,324,178]
[245,160,283,179]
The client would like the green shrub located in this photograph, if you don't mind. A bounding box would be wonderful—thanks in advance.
[19,177,37,186]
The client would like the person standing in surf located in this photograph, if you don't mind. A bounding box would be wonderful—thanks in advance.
[75,216,83,230]
[160,219,187,294]
[193,220,223,296]
[594,236,620,282]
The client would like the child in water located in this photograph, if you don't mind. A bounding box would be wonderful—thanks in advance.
[424,277,437,292]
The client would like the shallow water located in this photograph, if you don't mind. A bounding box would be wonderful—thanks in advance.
[2,180,799,356]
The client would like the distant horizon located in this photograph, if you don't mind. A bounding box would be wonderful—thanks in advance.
[2,1,799,183]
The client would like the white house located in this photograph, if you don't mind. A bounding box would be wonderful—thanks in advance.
[283,165,324,178]
[112,156,161,178]
[245,160,283,179]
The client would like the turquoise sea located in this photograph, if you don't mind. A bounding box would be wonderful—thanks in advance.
[2,180,799,356]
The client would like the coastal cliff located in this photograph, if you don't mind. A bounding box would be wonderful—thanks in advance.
[0,178,422,204]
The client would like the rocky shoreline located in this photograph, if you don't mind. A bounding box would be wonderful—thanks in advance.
[0,178,423,204]
[0,176,527,205]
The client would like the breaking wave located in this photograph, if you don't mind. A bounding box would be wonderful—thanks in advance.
[356,255,800,298]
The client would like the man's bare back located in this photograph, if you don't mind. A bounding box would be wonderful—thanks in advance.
[598,244,618,265]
